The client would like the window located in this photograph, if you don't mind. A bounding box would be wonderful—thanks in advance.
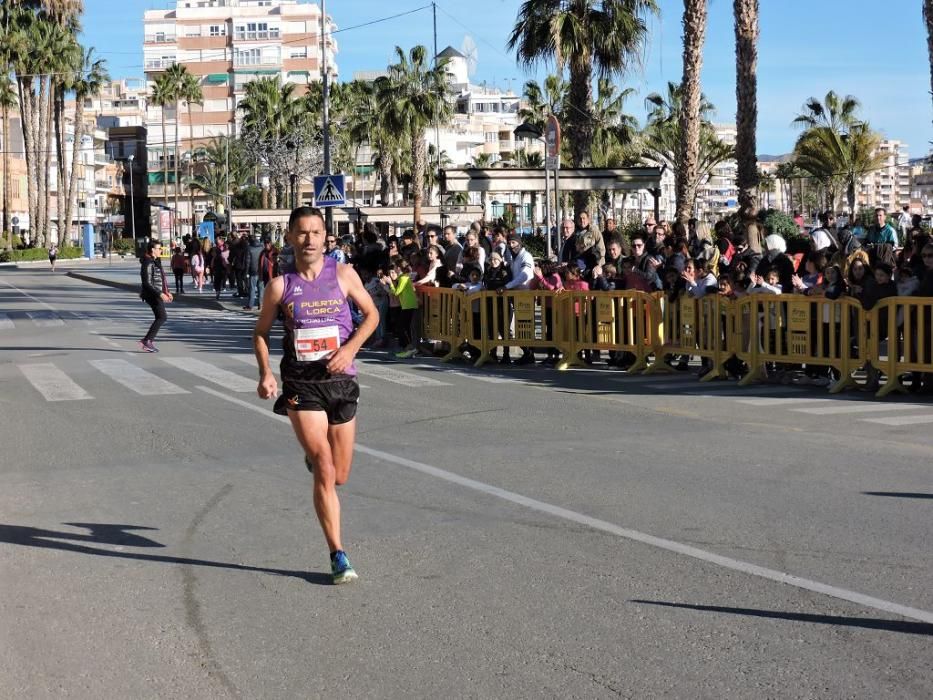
[209,25,224,37]
[485,132,497,143]
[289,48,307,59]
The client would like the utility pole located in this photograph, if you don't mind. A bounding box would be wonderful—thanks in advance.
[433,2,443,225]
[321,0,332,233]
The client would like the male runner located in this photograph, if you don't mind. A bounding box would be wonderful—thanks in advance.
[253,207,378,584]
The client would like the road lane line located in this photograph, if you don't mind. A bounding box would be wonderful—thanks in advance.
[0,313,13,329]
[356,362,451,387]
[90,359,189,396]
[735,397,832,407]
[160,357,255,392]
[863,414,933,426]
[19,363,93,401]
[410,364,521,384]
[792,404,923,416]
[26,310,64,327]
[0,279,60,312]
[197,384,933,626]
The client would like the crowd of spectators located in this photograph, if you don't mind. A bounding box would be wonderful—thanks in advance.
[174,207,933,391]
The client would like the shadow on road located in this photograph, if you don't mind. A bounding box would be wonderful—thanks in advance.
[0,522,331,586]
[862,492,933,500]
[629,600,933,636]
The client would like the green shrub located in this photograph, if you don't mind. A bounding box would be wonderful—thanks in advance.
[523,234,547,259]
[112,238,135,254]
[760,209,804,241]
[0,246,84,263]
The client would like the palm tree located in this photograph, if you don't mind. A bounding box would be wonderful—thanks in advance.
[164,62,192,237]
[773,160,798,213]
[734,0,760,235]
[149,73,174,210]
[374,45,452,225]
[178,70,202,229]
[518,74,567,132]
[677,0,708,223]
[61,46,107,245]
[793,90,861,133]
[757,168,775,209]
[0,76,17,240]
[642,82,733,216]
[471,152,494,216]
[508,0,658,217]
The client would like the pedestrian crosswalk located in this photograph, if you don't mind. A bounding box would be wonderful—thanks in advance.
[8,350,933,428]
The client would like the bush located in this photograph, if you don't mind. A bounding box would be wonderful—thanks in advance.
[0,245,84,263]
[523,234,547,259]
[760,209,804,241]
[112,238,135,254]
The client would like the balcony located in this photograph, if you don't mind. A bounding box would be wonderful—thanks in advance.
[234,56,281,68]
[94,154,112,166]
[498,140,514,152]
[145,59,176,71]
[234,29,280,41]
[145,35,176,44]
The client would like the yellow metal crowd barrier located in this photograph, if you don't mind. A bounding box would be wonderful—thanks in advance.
[559,291,659,373]
[415,288,933,397]
[871,296,933,397]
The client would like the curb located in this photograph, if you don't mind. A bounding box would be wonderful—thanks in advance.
[66,270,242,313]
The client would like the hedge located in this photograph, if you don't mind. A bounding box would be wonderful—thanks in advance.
[0,246,84,263]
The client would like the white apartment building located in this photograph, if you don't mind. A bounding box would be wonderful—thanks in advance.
[142,0,336,233]
[856,139,910,213]
[696,123,738,218]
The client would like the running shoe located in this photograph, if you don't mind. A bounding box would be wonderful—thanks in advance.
[330,550,358,585]
[394,349,416,359]
[139,339,158,353]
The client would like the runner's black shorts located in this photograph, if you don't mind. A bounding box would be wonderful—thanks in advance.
[273,360,359,425]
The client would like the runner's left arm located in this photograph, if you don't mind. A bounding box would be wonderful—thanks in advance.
[329,265,379,375]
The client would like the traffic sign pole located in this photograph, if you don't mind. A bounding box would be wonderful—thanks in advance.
[321,0,333,233]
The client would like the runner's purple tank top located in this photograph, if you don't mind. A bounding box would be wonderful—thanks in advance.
[279,257,356,377]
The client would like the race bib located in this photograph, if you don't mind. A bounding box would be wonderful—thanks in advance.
[294,325,340,362]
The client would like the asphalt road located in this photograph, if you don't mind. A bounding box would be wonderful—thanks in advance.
[1,263,932,699]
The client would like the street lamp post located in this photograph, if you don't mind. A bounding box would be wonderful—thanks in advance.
[513,121,551,258]
[184,153,195,238]
[127,154,136,239]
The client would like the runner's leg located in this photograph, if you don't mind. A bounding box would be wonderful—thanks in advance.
[143,297,166,342]
[327,418,356,486]
[287,409,343,552]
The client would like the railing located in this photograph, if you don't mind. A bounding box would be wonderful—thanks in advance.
[414,288,933,398]
[498,140,514,151]
[145,59,175,70]
[234,55,280,67]
[234,29,280,41]
[145,35,176,44]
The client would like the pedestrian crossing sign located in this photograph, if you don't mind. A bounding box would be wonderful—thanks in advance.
[313,174,346,207]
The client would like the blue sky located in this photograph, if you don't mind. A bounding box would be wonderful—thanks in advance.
[82,0,931,156]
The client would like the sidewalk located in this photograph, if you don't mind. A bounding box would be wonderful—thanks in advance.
[66,262,258,314]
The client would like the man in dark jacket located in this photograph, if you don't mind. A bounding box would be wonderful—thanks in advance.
[139,240,172,352]
[232,233,250,297]
[244,234,264,310]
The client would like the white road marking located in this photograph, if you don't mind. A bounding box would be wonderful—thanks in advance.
[197,384,933,626]
[411,364,521,384]
[90,359,188,396]
[18,363,93,401]
[680,385,803,397]
[26,311,64,327]
[0,313,14,329]
[792,403,925,416]
[356,362,451,387]
[863,414,933,426]
[735,397,834,407]
[0,279,59,312]
[160,357,256,392]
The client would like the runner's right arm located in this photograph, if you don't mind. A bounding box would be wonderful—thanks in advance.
[253,276,285,399]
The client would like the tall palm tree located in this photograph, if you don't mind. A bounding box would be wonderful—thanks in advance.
[508,0,658,217]
[677,0,708,223]
[149,73,174,210]
[164,62,191,237]
[471,152,495,216]
[793,90,861,133]
[518,74,567,131]
[734,0,760,240]
[0,76,16,239]
[642,82,733,216]
[178,70,202,229]
[61,45,107,244]
[374,45,452,224]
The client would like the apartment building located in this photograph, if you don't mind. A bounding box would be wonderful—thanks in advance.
[0,114,29,237]
[695,123,738,218]
[856,139,910,213]
[142,0,336,233]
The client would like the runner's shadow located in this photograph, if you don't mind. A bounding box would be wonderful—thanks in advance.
[0,523,331,585]
[629,600,933,636]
